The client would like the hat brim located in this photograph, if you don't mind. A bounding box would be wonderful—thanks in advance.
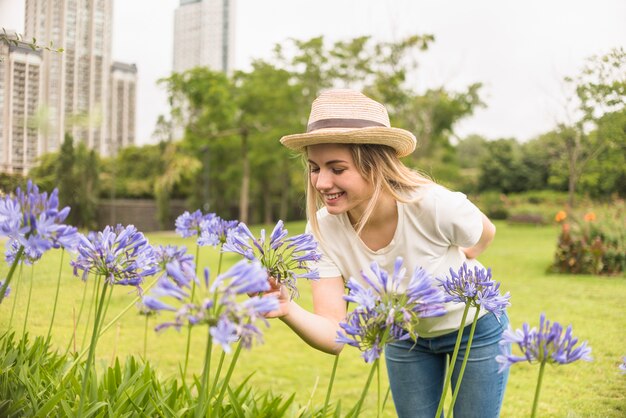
[280,127,417,157]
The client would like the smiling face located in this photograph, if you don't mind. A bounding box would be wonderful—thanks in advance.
[306,143,374,219]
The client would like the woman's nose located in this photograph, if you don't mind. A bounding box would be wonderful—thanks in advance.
[315,170,332,190]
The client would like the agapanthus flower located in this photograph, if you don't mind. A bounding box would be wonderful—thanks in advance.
[71,224,157,289]
[175,210,215,238]
[222,220,321,299]
[439,263,510,318]
[0,180,79,264]
[619,357,626,374]
[197,216,241,247]
[496,313,593,372]
[153,245,196,288]
[336,257,447,362]
[143,259,279,353]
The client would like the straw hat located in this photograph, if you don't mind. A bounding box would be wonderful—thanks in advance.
[280,89,417,157]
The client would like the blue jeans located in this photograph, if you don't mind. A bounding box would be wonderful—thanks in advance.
[385,312,510,418]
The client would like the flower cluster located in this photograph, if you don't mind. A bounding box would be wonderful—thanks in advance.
[143,259,279,352]
[153,245,197,287]
[336,258,447,362]
[439,263,510,317]
[198,216,241,247]
[175,210,214,239]
[620,357,626,374]
[223,220,321,299]
[0,180,78,264]
[71,224,157,288]
[496,313,593,372]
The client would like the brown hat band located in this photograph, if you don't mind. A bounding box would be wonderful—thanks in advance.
[307,118,387,133]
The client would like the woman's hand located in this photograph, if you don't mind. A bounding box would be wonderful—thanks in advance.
[247,277,291,318]
[261,277,292,318]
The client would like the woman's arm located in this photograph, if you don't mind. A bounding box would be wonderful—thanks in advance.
[462,213,496,259]
[264,276,347,355]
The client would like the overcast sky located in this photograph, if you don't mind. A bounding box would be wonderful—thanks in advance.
[2,0,625,145]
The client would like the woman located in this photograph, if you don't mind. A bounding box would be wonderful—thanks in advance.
[267,89,508,417]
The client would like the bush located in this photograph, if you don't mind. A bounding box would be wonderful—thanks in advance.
[551,202,625,276]
[472,191,509,220]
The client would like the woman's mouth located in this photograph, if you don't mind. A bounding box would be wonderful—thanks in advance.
[325,192,345,202]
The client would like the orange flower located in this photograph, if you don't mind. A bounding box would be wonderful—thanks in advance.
[584,212,596,222]
[555,210,567,222]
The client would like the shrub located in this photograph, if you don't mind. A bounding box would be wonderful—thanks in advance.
[551,202,625,275]
[473,191,509,220]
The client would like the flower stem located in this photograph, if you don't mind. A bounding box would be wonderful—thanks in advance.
[448,307,481,413]
[80,276,100,351]
[66,276,159,365]
[46,249,65,341]
[8,263,24,329]
[196,328,213,418]
[96,276,159,339]
[21,265,35,340]
[77,279,110,417]
[64,279,90,356]
[0,245,24,305]
[215,341,243,411]
[435,303,471,418]
[531,361,546,418]
[322,354,340,416]
[352,358,378,417]
[377,358,381,418]
[216,250,224,275]
[184,244,201,381]
[209,351,226,400]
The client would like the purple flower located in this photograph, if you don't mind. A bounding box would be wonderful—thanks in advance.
[153,245,196,288]
[222,220,321,299]
[197,216,241,247]
[496,313,593,373]
[71,224,157,288]
[210,317,239,353]
[0,198,21,236]
[143,295,177,312]
[175,210,215,238]
[336,257,447,363]
[144,262,278,353]
[619,357,626,374]
[439,263,510,318]
[0,180,79,264]
[210,260,269,295]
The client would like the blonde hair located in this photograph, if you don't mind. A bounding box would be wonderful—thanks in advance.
[305,144,433,240]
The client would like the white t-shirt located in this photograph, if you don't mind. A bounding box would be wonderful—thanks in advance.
[307,184,489,338]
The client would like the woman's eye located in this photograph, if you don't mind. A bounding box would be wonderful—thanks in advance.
[332,168,345,174]
[309,166,320,173]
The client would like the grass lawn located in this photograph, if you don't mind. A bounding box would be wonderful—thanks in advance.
[1,221,624,417]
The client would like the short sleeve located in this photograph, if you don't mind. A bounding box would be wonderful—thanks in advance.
[305,222,342,278]
[433,189,483,248]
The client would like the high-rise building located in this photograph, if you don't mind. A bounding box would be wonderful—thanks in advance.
[0,0,139,175]
[109,62,137,154]
[173,0,236,73]
[0,35,43,174]
[24,0,113,156]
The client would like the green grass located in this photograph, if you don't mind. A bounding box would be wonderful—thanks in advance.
[1,221,625,417]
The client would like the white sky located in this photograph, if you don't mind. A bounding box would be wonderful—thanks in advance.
[2,0,625,145]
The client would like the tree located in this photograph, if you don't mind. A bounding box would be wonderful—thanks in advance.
[29,134,99,228]
[154,142,202,229]
[478,139,527,193]
[153,34,486,223]
[560,47,626,207]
